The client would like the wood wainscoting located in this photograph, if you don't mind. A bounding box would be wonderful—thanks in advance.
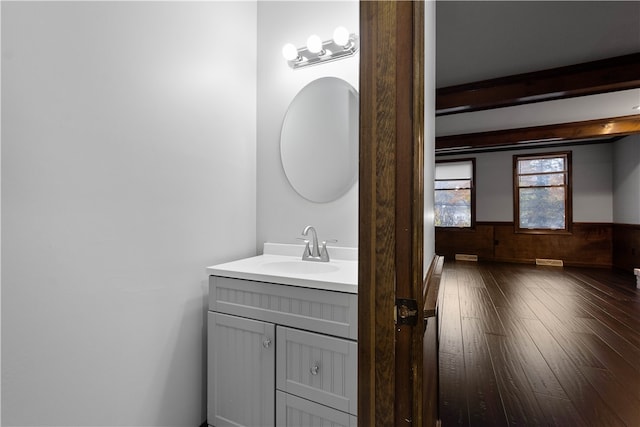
[613,223,640,273]
[435,222,613,268]
[422,255,444,427]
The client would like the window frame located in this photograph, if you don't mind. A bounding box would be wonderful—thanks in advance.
[513,151,572,235]
[435,158,476,230]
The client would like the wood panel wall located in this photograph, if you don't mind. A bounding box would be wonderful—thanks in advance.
[422,255,443,427]
[612,223,640,272]
[435,222,613,268]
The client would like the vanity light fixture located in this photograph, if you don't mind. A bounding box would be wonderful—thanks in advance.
[282,26,359,69]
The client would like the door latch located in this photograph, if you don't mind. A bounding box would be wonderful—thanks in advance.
[395,298,419,326]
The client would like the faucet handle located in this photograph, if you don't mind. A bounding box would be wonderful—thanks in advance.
[296,238,312,258]
[320,239,337,262]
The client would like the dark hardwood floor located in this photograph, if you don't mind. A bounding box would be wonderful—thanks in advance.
[438,260,640,426]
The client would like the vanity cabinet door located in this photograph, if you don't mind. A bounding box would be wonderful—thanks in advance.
[276,391,357,427]
[276,326,357,416]
[208,312,275,427]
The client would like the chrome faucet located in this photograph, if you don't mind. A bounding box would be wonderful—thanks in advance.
[300,226,334,262]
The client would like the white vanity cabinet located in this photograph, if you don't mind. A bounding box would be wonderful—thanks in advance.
[276,392,357,427]
[207,272,358,427]
[208,312,275,427]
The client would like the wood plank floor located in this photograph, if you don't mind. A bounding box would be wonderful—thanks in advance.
[438,260,640,427]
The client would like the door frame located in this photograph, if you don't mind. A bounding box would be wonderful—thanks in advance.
[358,1,425,426]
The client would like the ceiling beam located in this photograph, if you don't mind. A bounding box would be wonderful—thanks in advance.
[436,53,640,116]
[436,114,640,152]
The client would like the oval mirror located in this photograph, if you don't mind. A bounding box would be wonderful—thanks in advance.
[280,77,359,203]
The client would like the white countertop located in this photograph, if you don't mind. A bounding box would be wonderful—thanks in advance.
[206,243,358,294]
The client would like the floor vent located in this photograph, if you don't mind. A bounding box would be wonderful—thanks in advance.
[536,258,564,267]
[455,254,478,262]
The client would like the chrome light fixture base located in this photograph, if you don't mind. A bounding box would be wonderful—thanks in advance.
[286,34,359,69]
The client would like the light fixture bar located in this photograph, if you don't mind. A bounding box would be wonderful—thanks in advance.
[285,34,359,69]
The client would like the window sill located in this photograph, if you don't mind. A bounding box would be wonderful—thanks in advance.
[435,226,475,231]
[514,228,572,236]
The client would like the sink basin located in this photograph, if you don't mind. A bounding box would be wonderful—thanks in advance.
[262,260,340,275]
[207,244,358,293]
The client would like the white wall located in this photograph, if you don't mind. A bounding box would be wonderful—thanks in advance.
[424,0,436,269]
[613,134,640,224]
[572,144,615,223]
[0,2,3,422]
[256,1,359,250]
[1,2,257,426]
[438,143,614,223]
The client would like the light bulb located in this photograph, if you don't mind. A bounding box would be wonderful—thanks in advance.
[282,43,299,61]
[333,26,350,47]
[306,35,323,54]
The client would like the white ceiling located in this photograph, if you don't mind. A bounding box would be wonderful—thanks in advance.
[437,88,640,136]
[435,1,640,137]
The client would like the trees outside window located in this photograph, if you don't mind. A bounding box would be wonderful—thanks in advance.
[435,159,475,228]
[514,152,572,234]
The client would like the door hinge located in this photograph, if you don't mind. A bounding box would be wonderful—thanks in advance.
[395,298,419,326]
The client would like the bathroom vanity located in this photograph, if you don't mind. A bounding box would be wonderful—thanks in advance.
[206,243,358,427]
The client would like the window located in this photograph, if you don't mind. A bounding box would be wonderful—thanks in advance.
[514,151,572,233]
[435,159,475,228]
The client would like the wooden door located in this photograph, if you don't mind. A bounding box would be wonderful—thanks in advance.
[358,1,426,426]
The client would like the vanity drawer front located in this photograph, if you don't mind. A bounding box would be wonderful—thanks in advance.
[210,276,357,340]
[276,391,357,427]
[276,326,357,416]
